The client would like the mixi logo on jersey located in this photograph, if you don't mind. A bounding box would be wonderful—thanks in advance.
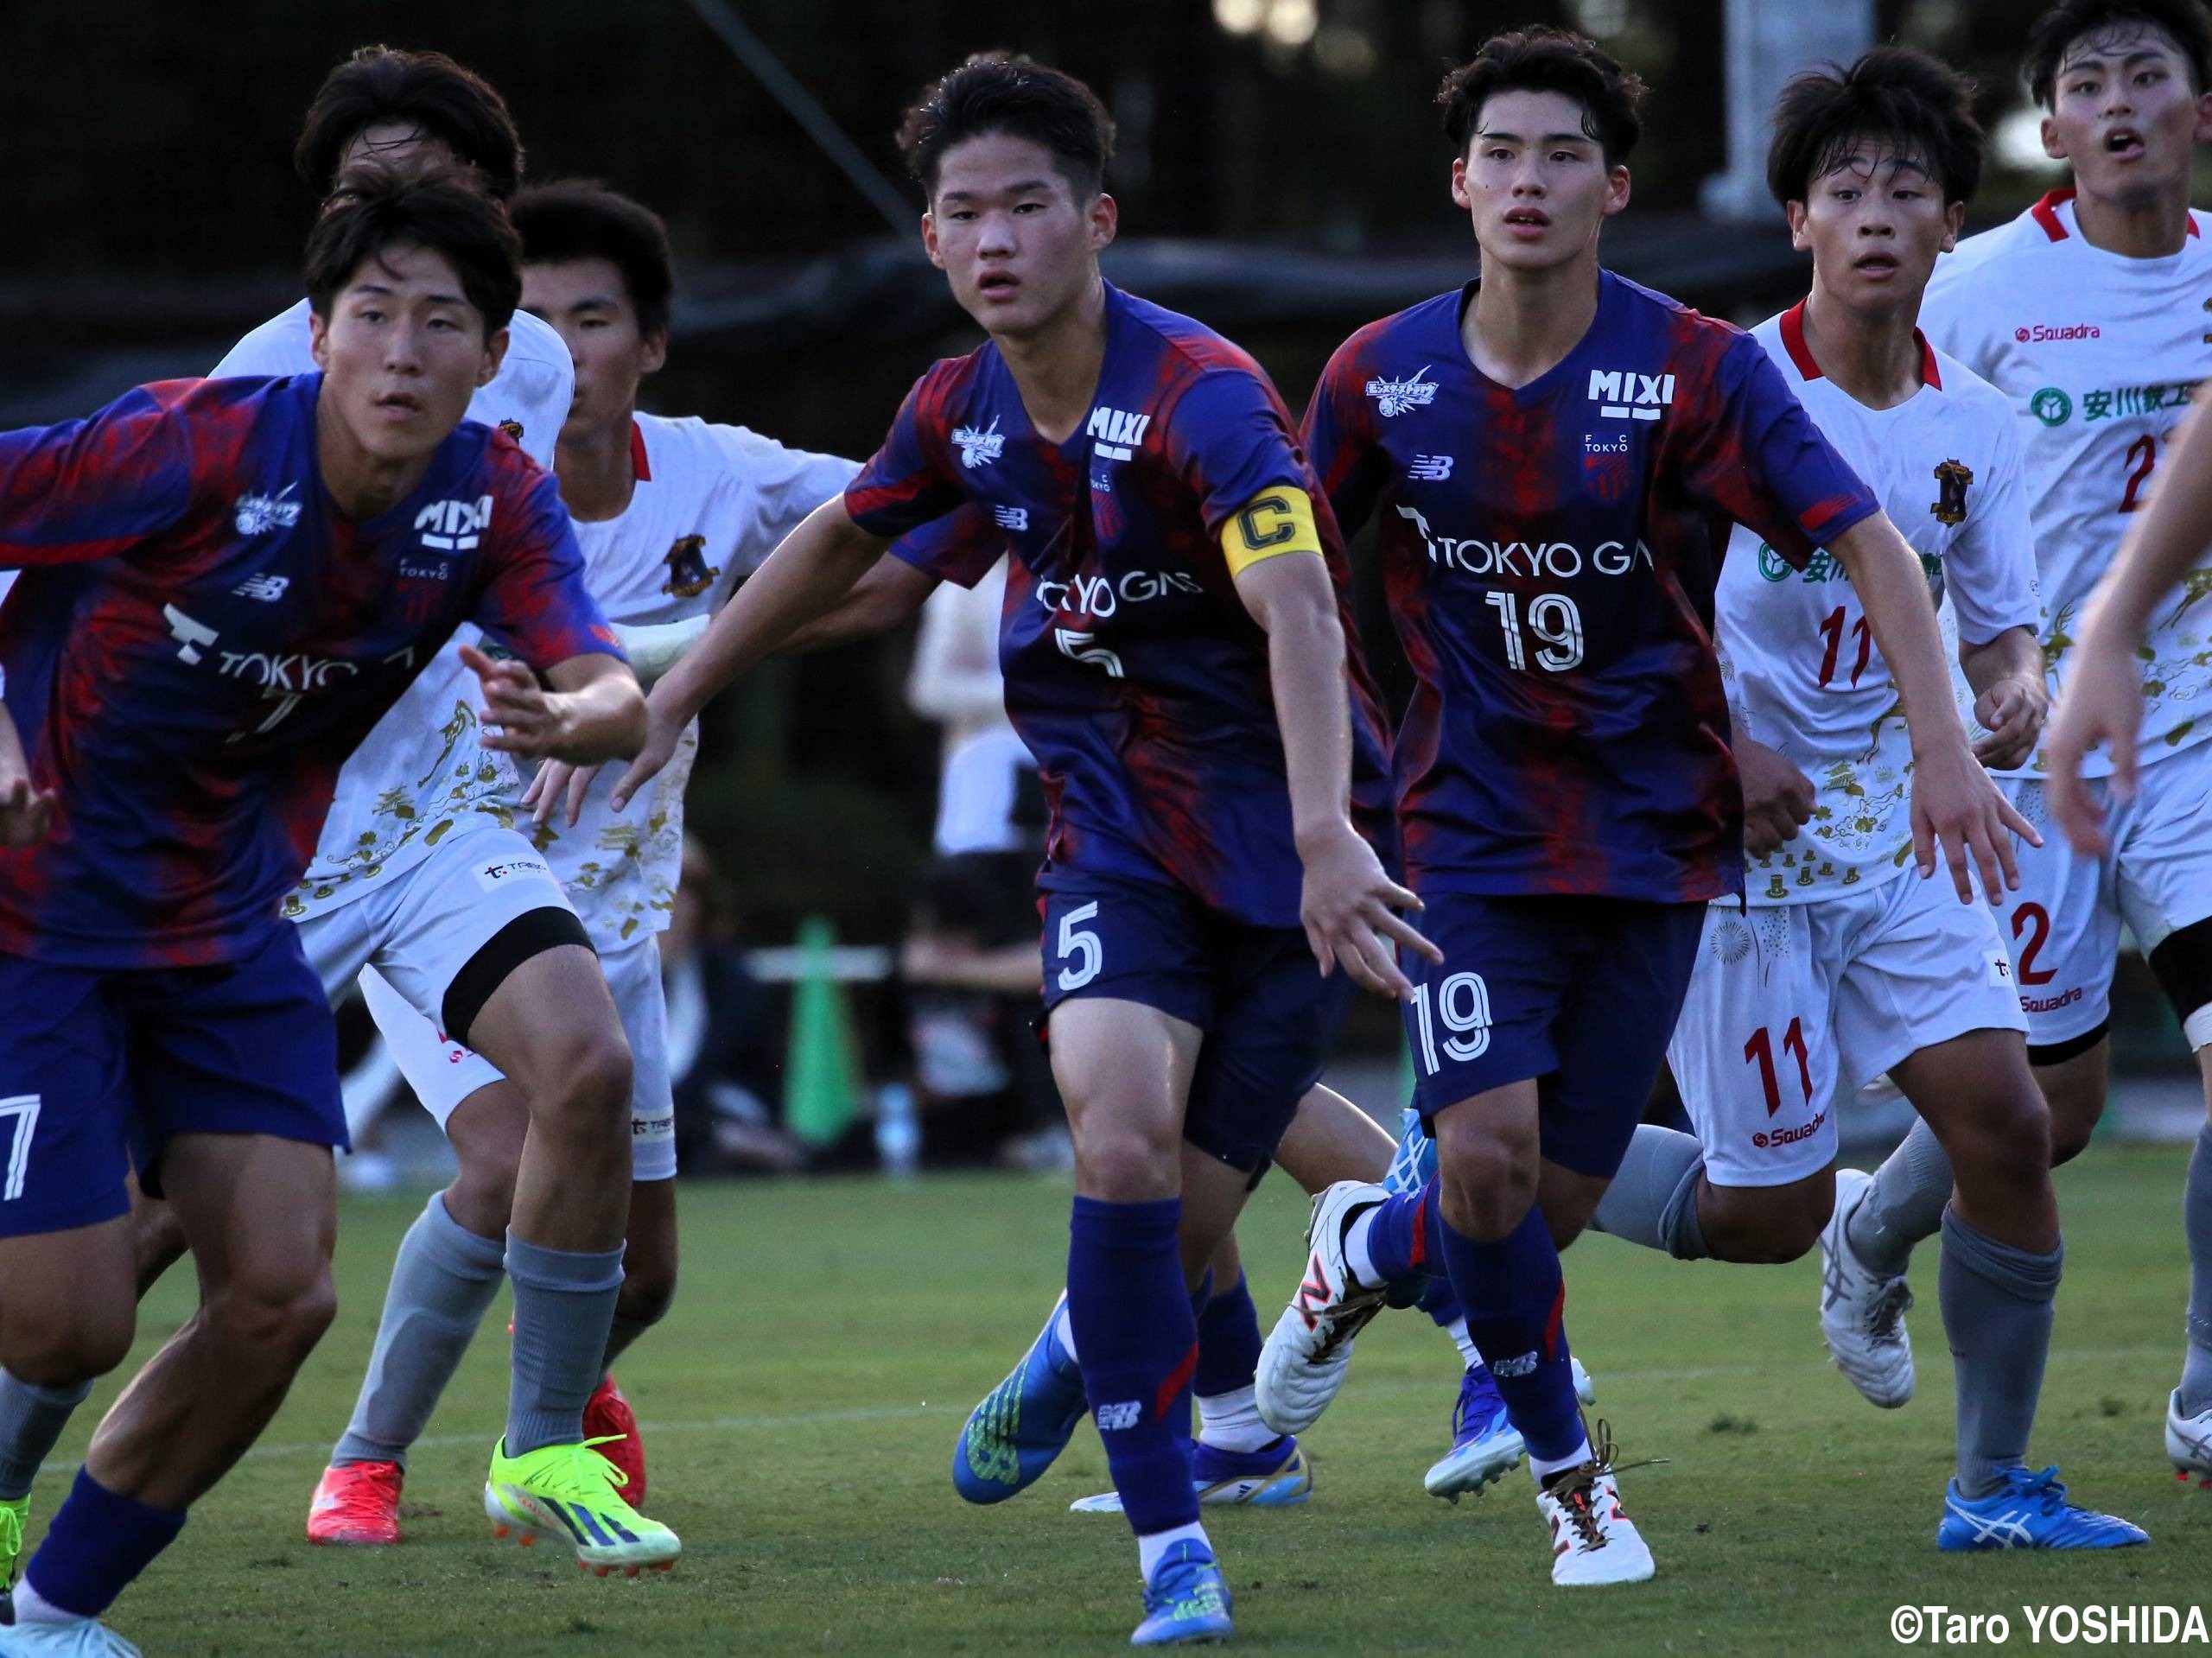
[1086,405,1154,462]
[1588,369,1675,422]
[416,495,494,553]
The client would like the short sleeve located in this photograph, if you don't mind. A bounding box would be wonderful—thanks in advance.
[1300,340,1392,543]
[715,427,861,576]
[471,467,626,670]
[888,501,1005,589]
[1945,410,2042,646]
[845,372,969,541]
[0,384,196,569]
[1674,331,1880,567]
[1163,367,1309,537]
[212,305,311,378]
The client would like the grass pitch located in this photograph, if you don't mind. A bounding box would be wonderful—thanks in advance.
[36,1143,2209,1656]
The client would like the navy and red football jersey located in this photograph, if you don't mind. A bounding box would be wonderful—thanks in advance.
[1306,272,1880,903]
[0,374,621,969]
[850,282,1395,930]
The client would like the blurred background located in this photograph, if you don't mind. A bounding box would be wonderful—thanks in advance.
[4,0,2201,1177]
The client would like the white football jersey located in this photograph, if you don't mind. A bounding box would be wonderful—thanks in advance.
[1920,189,2212,777]
[531,414,859,950]
[1720,304,2039,905]
[211,300,581,919]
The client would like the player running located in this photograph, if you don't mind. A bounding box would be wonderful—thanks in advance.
[1584,45,2143,1550]
[0,169,644,1656]
[1255,27,2034,1587]
[603,52,1424,1646]
[1834,0,2212,1485]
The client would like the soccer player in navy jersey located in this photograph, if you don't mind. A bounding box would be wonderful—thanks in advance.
[0,171,656,1653]
[1254,28,2037,1586]
[607,52,1426,1646]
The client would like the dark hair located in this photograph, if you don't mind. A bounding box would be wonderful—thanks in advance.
[1438,27,1647,167]
[305,162,523,338]
[2024,0,2212,106]
[897,52,1116,199]
[1766,46,1985,207]
[295,46,525,201]
[512,181,675,340]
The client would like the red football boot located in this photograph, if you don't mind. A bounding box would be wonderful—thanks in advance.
[306,1461,403,1546]
[583,1375,646,1504]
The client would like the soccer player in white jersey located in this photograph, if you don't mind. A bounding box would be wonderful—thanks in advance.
[1589,46,2144,1549]
[1842,0,2212,1483]
[0,56,697,1592]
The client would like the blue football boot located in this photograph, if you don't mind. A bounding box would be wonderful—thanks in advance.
[1131,1540,1233,1646]
[1423,1363,1526,1500]
[1936,1465,2149,1551]
[952,1296,1087,1504]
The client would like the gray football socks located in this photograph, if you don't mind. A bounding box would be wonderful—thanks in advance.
[331,1190,506,1470]
[2178,1125,2212,1416]
[0,1373,93,1501]
[1590,1124,1710,1261]
[505,1233,625,1457]
[1847,1116,1955,1279]
[1939,1208,2061,1500]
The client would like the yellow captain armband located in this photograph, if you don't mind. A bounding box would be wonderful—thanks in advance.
[1220,486,1324,577]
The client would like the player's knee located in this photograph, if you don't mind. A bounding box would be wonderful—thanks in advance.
[3,1302,136,1388]
[1700,1183,1827,1264]
[207,1261,337,1367]
[1432,1116,1537,1236]
[446,1152,521,1235]
[532,1023,635,1136]
[1073,1124,1179,1201]
[1948,1085,2054,1195]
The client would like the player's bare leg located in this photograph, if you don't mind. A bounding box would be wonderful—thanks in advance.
[2168,1045,2212,1482]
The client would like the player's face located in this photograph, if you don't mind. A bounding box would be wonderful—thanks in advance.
[1452,89,1630,273]
[309,242,507,467]
[522,257,665,444]
[1789,142,1963,314]
[922,131,1116,339]
[2042,23,2212,200]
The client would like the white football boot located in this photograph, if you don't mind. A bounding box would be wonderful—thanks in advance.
[2166,1388,2212,1486]
[1537,1459,1656,1586]
[1818,1168,1915,1408]
[1255,1181,1392,1436]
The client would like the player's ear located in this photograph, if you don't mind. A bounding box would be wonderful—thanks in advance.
[1088,191,1118,252]
[1785,199,1812,252]
[308,308,332,372]
[640,327,669,378]
[478,325,509,390]
[2194,86,2212,143]
[1449,155,1472,212]
[921,210,947,272]
[2039,112,2068,162]
[1603,162,1631,219]
[1941,198,1967,252]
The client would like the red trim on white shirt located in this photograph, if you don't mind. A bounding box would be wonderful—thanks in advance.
[2031,184,2200,240]
[1779,300,1942,390]
[629,420,652,482]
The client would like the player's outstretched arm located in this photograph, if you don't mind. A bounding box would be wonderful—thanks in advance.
[1229,497,1439,1000]
[1827,512,2040,902]
[461,644,645,765]
[608,497,891,811]
[0,696,54,848]
[2047,403,2212,852]
[1958,624,2049,772]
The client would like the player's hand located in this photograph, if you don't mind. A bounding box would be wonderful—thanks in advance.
[524,757,603,829]
[0,773,54,848]
[1737,737,1815,859]
[1296,818,1441,1001]
[1972,672,2050,772]
[607,683,687,813]
[2044,640,2143,859]
[462,643,586,761]
[1910,734,2041,903]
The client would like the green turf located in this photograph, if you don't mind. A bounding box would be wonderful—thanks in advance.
[25,1143,2209,1655]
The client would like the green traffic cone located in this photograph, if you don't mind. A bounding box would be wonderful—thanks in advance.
[785,913,861,1147]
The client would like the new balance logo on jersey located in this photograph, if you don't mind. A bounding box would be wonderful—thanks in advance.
[1095,1401,1142,1432]
[1491,1350,1540,1379]
[993,505,1029,530]
[231,574,289,603]
[1366,366,1438,416]
[415,495,494,552]
[1085,406,1154,461]
[1588,370,1675,421]
[1408,454,1454,481]
[232,484,302,537]
[953,416,1005,469]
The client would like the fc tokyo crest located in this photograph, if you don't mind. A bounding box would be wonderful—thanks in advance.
[497,419,525,443]
[661,534,721,599]
[952,416,1005,469]
[1364,365,1438,418]
[1930,459,1974,525]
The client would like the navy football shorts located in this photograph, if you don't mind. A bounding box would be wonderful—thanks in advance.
[1039,869,1355,1174]
[0,924,345,1238]
[1401,890,1705,1180]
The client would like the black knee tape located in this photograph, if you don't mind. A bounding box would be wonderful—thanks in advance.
[2150,918,2212,1032]
[442,905,594,1049]
[2027,1020,2110,1069]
